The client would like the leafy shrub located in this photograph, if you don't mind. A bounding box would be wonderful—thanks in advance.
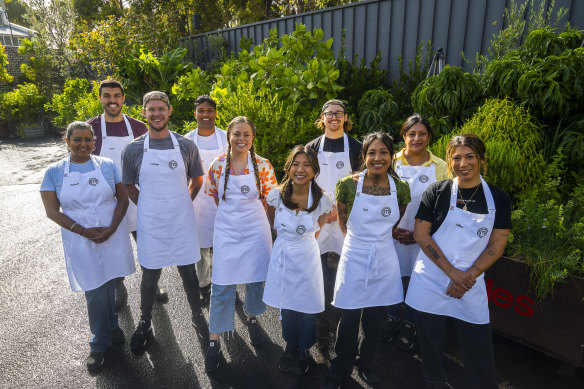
[118,46,192,103]
[170,68,213,126]
[355,89,398,139]
[46,78,144,129]
[215,24,341,115]
[0,43,13,84]
[431,98,544,197]
[210,82,321,175]
[411,65,482,136]
[508,154,584,300]
[1,83,45,125]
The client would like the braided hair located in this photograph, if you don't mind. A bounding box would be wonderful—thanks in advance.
[222,116,262,201]
[279,145,324,213]
[360,132,400,181]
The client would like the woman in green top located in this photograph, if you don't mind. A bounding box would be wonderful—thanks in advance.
[323,132,410,388]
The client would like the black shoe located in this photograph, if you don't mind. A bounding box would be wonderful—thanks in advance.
[86,351,105,372]
[291,349,310,375]
[378,314,400,343]
[396,321,417,353]
[322,375,341,389]
[192,312,209,340]
[246,317,263,346]
[279,343,298,372]
[200,285,211,308]
[130,319,152,354]
[155,286,168,302]
[114,283,128,311]
[358,366,381,385]
[205,340,221,372]
[111,327,125,346]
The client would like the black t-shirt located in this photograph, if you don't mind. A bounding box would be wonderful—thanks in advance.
[416,179,512,235]
[306,134,363,172]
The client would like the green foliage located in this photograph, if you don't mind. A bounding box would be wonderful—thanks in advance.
[482,29,584,123]
[508,154,584,300]
[118,46,192,104]
[46,78,144,129]
[215,25,341,114]
[336,29,390,114]
[70,13,181,78]
[391,41,433,124]
[0,44,13,84]
[465,0,570,73]
[1,83,46,125]
[411,66,482,136]
[170,68,213,125]
[355,89,398,139]
[210,82,321,175]
[457,98,545,196]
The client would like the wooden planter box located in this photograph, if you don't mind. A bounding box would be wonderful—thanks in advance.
[485,256,584,369]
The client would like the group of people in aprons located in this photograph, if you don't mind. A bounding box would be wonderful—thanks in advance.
[41,80,511,389]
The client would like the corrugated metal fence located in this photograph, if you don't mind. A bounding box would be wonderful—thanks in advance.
[179,0,583,81]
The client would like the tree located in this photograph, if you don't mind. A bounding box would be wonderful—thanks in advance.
[4,0,30,28]
[0,43,14,83]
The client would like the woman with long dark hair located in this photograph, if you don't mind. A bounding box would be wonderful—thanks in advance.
[324,132,411,388]
[406,133,511,389]
[263,145,332,375]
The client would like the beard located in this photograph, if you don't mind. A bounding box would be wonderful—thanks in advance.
[148,117,170,132]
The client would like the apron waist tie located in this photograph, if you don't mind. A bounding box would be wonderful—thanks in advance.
[277,241,287,320]
[363,244,378,292]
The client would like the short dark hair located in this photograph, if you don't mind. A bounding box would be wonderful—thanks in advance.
[99,79,124,96]
[400,113,434,139]
[194,95,217,110]
[65,121,94,140]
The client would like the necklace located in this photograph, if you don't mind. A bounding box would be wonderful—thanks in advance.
[458,183,481,211]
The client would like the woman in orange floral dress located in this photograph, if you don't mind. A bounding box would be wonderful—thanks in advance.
[203,116,278,372]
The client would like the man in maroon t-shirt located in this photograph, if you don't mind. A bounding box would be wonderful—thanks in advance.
[87,79,167,310]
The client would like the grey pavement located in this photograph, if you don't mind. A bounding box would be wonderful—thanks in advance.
[0,136,582,389]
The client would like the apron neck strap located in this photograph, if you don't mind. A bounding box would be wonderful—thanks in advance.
[356,170,394,194]
[101,114,132,137]
[319,133,348,152]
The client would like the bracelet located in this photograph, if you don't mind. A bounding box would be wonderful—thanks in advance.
[69,222,77,231]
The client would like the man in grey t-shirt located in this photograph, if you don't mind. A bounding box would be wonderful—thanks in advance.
[121,91,208,353]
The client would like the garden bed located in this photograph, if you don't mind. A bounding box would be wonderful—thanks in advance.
[485,256,584,369]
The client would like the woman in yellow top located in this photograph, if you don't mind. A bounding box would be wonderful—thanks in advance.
[381,114,448,352]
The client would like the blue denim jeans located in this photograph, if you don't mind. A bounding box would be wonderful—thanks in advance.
[281,309,317,349]
[84,278,118,352]
[209,282,266,334]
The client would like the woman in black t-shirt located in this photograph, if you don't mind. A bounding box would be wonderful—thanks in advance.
[405,133,511,389]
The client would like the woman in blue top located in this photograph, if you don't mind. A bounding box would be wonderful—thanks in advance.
[40,121,135,372]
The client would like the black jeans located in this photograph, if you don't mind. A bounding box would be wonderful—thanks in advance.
[320,252,337,306]
[415,309,499,389]
[329,306,386,378]
[139,264,201,322]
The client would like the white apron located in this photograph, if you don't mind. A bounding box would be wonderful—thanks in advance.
[212,154,272,285]
[315,134,352,255]
[136,133,200,269]
[99,114,137,232]
[186,127,227,248]
[332,171,403,309]
[60,156,135,292]
[263,187,325,314]
[394,159,437,277]
[406,177,496,324]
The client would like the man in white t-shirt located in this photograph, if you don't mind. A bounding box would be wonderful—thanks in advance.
[184,96,228,307]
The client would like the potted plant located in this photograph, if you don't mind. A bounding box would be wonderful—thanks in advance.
[1,83,46,138]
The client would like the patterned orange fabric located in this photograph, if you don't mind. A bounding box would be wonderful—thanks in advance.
[205,153,278,199]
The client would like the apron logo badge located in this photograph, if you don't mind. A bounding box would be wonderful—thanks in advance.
[296,225,306,235]
[336,161,344,169]
[419,175,429,183]
[381,207,391,217]
[88,178,98,186]
[241,185,250,194]
[477,227,489,238]
[168,160,178,169]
